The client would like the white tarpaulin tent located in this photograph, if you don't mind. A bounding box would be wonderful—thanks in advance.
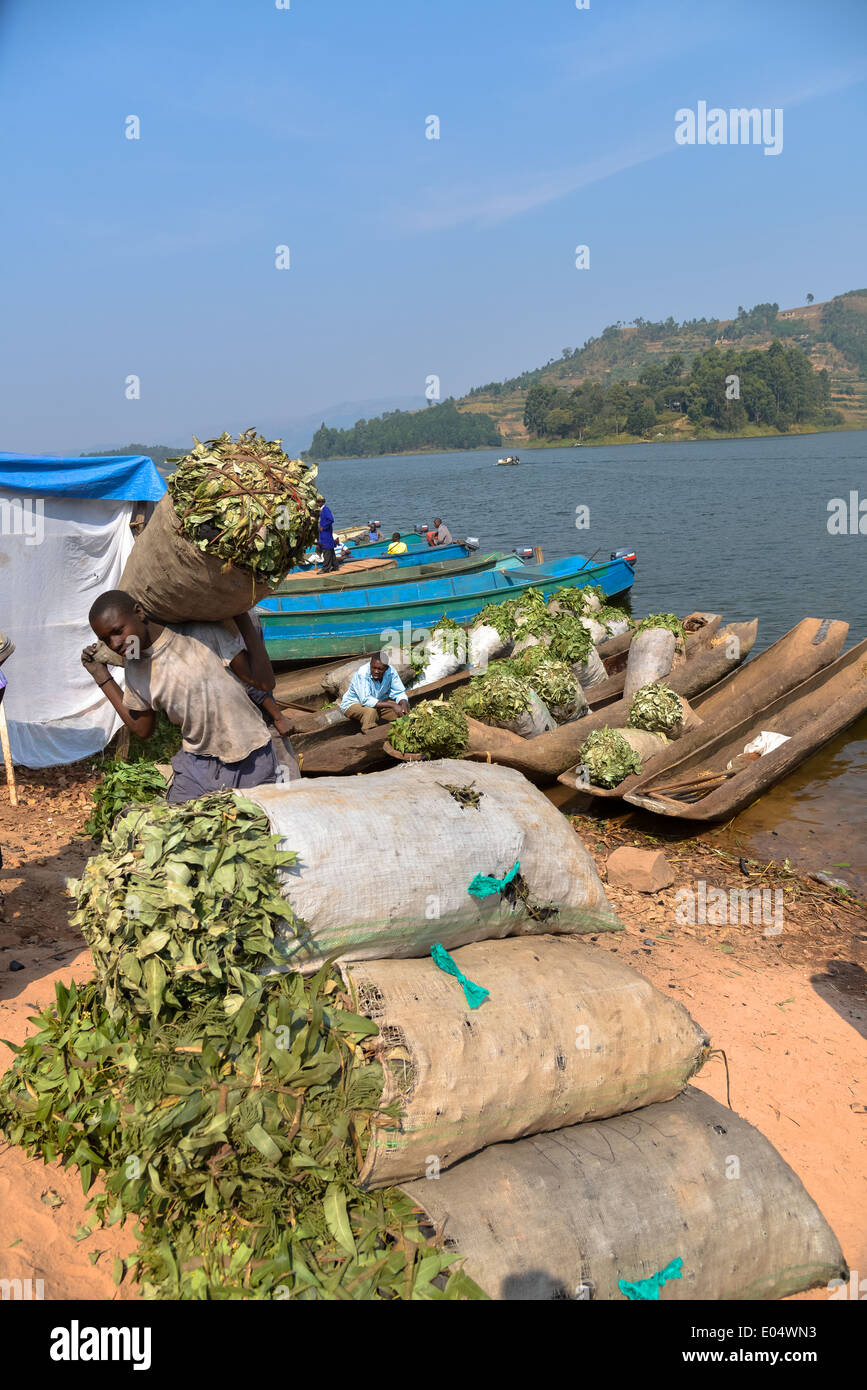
[0,452,166,767]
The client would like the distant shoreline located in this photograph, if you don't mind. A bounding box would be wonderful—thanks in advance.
[309,421,863,464]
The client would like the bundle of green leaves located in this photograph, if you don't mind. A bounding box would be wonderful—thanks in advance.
[634,612,686,643]
[505,648,579,711]
[577,727,642,788]
[166,428,322,583]
[474,596,523,640]
[594,604,633,634]
[0,792,484,1300]
[456,666,533,724]
[84,761,168,843]
[547,583,604,614]
[389,699,469,758]
[86,713,183,843]
[627,682,684,734]
[548,612,594,666]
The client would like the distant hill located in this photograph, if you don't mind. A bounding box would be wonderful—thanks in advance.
[85,444,184,476]
[304,398,502,460]
[459,291,867,439]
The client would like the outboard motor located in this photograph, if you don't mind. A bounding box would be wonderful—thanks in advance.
[513,546,535,560]
[464,536,480,551]
[415,524,429,536]
[611,546,637,565]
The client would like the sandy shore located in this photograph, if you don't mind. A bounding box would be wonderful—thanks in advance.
[0,760,864,1300]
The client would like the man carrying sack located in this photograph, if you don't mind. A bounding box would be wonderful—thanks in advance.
[339,652,408,733]
[81,591,296,801]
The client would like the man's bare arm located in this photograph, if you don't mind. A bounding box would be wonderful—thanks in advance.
[99,678,157,739]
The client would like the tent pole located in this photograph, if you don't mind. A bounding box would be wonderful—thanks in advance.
[0,704,18,806]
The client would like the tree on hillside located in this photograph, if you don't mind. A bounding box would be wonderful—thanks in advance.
[806,293,814,303]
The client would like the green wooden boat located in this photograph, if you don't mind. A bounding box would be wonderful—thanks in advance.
[258,553,635,661]
[276,550,520,595]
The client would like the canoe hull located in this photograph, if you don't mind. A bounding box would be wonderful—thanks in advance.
[623,631,867,821]
[559,617,849,801]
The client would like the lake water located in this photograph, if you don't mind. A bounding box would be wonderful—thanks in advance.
[316,431,867,891]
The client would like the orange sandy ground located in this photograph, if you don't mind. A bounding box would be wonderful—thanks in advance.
[0,763,864,1301]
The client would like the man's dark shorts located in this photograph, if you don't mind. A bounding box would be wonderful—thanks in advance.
[166,740,279,803]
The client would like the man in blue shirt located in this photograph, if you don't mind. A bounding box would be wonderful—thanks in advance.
[318,499,338,573]
[340,653,409,733]
[367,521,382,542]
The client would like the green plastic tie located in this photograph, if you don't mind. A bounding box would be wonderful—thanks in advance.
[430,942,490,1010]
[618,1256,683,1301]
[467,859,521,899]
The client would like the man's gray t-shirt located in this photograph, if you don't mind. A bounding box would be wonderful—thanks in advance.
[435,523,452,544]
[123,621,270,763]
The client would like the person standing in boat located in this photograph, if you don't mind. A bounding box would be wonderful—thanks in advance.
[317,500,339,572]
[340,652,409,733]
[386,531,408,554]
[428,517,452,546]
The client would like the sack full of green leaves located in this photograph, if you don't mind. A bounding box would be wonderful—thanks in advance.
[457,667,556,738]
[623,613,686,703]
[119,429,322,622]
[576,726,668,789]
[627,682,701,739]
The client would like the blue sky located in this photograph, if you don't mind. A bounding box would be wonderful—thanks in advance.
[1,0,865,453]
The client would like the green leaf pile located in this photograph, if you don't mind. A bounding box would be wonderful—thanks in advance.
[634,612,686,643]
[547,583,604,613]
[166,428,322,584]
[577,727,643,788]
[389,699,469,758]
[455,667,533,724]
[474,597,523,640]
[0,792,485,1301]
[504,648,579,712]
[84,762,168,843]
[627,682,684,734]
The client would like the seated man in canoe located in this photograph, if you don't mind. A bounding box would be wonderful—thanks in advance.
[81,591,298,801]
[339,652,409,733]
[427,517,452,546]
[386,532,408,555]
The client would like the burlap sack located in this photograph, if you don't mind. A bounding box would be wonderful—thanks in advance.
[244,759,620,972]
[345,936,708,1188]
[404,1087,846,1300]
[623,628,676,701]
[119,494,275,622]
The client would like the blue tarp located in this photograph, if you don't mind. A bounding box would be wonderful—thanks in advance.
[0,452,166,502]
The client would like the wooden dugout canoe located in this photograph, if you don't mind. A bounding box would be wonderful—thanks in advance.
[455,619,759,784]
[557,616,848,799]
[622,630,866,821]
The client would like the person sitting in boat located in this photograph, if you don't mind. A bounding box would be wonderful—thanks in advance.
[339,652,409,733]
[427,517,453,546]
[386,532,408,554]
[367,521,382,542]
[81,591,293,802]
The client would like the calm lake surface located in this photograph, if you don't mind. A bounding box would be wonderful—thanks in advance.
[317,431,867,890]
